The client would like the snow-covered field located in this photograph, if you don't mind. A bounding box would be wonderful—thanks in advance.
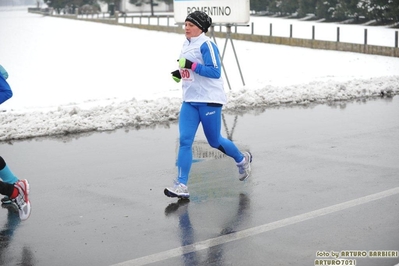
[1,6,399,141]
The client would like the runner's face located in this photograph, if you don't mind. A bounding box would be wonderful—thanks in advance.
[185,22,202,39]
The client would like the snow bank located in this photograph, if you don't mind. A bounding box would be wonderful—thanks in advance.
[1,76,397,141]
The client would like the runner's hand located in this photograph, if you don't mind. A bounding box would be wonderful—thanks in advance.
[171,70,181,83]
[178,58,194,70]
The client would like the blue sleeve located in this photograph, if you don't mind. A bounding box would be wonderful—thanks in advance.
[193,41,222,79]
[0,76,12,105]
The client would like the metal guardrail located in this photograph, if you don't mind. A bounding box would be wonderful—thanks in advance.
[29,9,399,58]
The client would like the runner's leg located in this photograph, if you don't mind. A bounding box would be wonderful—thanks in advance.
[177,102,200,185]
[0,156,18,184]
[199,105,244,163]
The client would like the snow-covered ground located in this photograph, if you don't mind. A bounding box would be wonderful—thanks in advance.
[1,6,399,141]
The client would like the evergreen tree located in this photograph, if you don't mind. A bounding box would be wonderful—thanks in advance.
[357,0,394,22]
[298,0,317,17]
[332,0,360,21]
[250,0,269,12]
[47,0,94,11]
[268,0,282,14]
[386,0,399,21]
[281,0,299,15]
[46,0,398,23]
[315,0,337,19]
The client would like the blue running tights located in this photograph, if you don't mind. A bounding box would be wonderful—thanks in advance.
[177,102,244,185]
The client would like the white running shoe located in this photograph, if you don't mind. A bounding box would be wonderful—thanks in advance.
[164,180,190,199]
[12,179,31,221]
[237,152,253,181]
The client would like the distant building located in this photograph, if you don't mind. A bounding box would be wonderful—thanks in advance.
[0,0,36,6]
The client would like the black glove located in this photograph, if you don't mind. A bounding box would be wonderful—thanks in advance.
[178,58,194,69]
[171,70,181,83]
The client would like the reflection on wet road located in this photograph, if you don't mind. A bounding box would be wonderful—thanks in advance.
[165,193,250,265]
[0,204,34,265]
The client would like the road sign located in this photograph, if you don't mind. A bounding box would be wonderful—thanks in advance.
[173,0,250,24]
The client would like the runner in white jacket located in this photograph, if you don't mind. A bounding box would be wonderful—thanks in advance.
[164,11,253,199]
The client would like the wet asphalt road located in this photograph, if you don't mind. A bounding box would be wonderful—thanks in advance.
[0,97,398,266]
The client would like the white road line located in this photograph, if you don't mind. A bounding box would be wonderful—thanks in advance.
[111,187,399,266]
